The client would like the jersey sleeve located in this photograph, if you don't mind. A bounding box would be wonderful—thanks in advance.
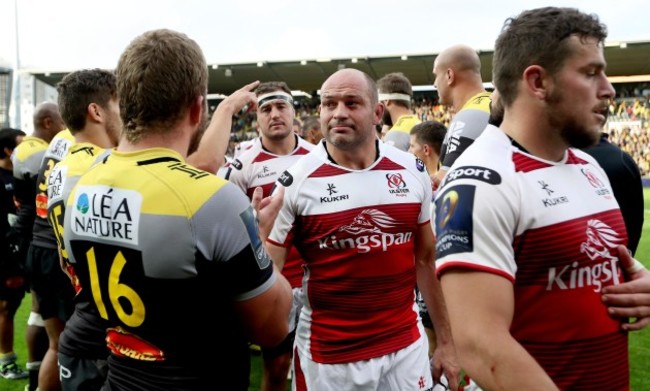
[11,150,44,234]
[223,158,247,194]
[440,108,490,170]
[413,158,433,225]
[267,170,298,248]
[383,130,410,152]
[434,165,518,281]
[192,182,275,301]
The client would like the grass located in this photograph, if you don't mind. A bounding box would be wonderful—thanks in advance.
[2,190,650,391]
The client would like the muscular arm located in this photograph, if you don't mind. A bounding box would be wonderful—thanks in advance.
[414,223,460,389]
[440,270,559,390]
[187,81,260,173]
[234,267,292,348]
[265,242,289,272]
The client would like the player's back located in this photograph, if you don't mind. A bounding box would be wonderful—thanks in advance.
[48,143,112,362]
[32,129,74,248]
[63,148,266,390]
[11,136,49,235]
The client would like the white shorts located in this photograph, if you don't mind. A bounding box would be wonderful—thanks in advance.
[289,287,303,332]
[292,330,435,391]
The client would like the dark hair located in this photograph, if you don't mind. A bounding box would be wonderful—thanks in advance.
[57,69,116,133]
[410,121,447,154]
[117,29,208,142]
[255,81,292,96]
[493,7,607,107]
[0,128,26,158]
[377,72,413,109]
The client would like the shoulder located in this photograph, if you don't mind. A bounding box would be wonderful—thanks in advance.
[44,130,75,160]
[77,151,234,217]
[461,92,492,113]
[13,137,48,162]
[276,145,325,189]
[440,126,513,188]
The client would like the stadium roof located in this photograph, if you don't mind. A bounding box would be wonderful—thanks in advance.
[28,40,650,97]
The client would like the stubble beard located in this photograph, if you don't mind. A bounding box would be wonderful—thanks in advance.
[546,88,601,149]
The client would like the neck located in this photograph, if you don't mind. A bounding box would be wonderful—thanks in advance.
[390,106,412,123]
[31,129,51,142]
[117,128,190,159]
[74,125,114,149]
[326,138,378,170]
[261,134,296,155]
[424,156,439,174]
[453,84,485,112]
[499,100,568,162]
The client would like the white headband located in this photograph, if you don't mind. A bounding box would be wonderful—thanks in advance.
[257,91,294,108]
[378,92,412,102]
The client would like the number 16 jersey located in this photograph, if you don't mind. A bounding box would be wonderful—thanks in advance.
[63,147,276,390]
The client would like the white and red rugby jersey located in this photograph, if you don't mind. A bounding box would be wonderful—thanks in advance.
[226,135,313,288]
[435,125,629,390]
[269,140,432,364]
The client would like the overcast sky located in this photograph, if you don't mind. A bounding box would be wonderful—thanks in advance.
[0,0,648,71]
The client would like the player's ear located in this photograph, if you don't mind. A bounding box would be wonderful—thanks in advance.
[523,65,548,101]
[447,68,455,86]
[189,96,204,126]
[87,103,102,123]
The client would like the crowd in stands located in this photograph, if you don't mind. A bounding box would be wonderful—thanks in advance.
[222,91,650,177]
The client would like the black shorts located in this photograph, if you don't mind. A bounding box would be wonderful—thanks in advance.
[261,329,296,359]
[58,351,108,391]
[26,244,74,321]
[420,309,433,329]
[0,282,25,312]
[3,230,30,292]
[0,248,26,303]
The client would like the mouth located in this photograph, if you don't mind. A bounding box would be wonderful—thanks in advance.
[329,122,354,132]
[593,105,608,122]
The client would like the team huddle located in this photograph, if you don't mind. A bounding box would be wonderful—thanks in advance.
[0,6,649,391]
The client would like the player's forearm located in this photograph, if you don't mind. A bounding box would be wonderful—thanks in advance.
[416,260,453,346]
[265,242,287,271]
[246,271,292,347]
[186,103,235,173]
[460,332,558,390]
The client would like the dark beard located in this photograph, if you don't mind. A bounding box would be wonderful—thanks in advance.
[546,88,601,149]
[488,100,504,127]
[188,107,209,156]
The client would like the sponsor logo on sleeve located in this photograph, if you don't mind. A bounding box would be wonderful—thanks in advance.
[444,120,465,155]
[46,138,72,159]
[239,206,271,269]
[442,166,501,187]
[71,185,141,245]
[278,170,293,186]
[231,159,243,170]
[435,185,475,258]
[46,165,67,205]
[415,158,425,172]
